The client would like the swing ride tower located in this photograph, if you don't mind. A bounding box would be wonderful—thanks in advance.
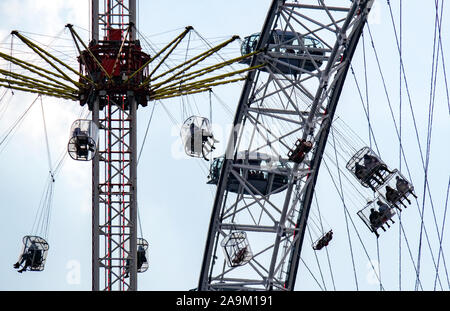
[89,0,140,291]
[0,0,261,290]
[86,0,254,292]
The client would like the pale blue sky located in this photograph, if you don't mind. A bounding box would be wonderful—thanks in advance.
[0,0,449,291]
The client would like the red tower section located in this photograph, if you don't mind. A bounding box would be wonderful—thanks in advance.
[78,25,151,110]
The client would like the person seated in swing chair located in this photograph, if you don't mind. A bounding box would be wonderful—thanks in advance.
[385,185,409,210]
[288,139,313,164]
[369,208,384,238]
[395,176,417,200]
[354,162,384,191]
[72,127,91,158]
[189,122,218,161]
[13,241,42,273]
[363,154,393,183]
[124,245,148,278]
[377,200,395,226]
[313,230,333,251]
[232,247,249,266]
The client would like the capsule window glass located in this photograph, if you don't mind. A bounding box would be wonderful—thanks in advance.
[208,152,289,195]
[68,119,99,161]
[249,34,259,53]
[303,36,315,48]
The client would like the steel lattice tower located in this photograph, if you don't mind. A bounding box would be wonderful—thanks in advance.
[91,0,139,291]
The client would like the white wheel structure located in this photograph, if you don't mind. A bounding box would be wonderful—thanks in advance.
[198,0,450,291]
[198,0,376,291]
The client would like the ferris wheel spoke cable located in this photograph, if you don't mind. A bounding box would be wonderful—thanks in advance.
[361,32,372,149]
[385,0,450,289]
[430,0,450,115]
[423,0,449,290]
[329,130,361,290]
[367,21,448,288]
[323,142,399,291]
[349,65,380,156]
[319,161,361,290]
[0,95,39,153]
[307,225,327,290]
[397,0,403,290]
[414,1,440,289]
[300,257,324,291]
[434,178,450,289]
[137,101,156,165]
[322,152,367,209]
[0,89,14,122]
[375,238,383,291]
[313,194,336,290]
[397,218,424,290]
[40,96,53,173]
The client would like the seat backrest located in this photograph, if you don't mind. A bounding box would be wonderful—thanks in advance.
[31,249,43,267]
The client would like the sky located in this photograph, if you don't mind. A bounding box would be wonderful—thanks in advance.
[0,0,449,291]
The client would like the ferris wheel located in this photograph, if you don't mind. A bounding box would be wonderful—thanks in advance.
[197,0,450,291]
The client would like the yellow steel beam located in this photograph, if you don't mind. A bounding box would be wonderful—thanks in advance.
[0,82,78,100]
[140,35,240,88]
[152,77,246,99]
[153,63,263,95]
[65,24,112,81]
[151,50,260,91]
[0,69,77,93]
[66,24,98,88]
[0,77,78,98]
[12,31,90,87]
[124,26,193,84]
[150,87,213,101]
[145,27,194,82]
[0,51,78,90]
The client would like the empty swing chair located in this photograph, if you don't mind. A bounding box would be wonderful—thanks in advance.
[68,119,99,161]
[346,147,394,191]
[221,231,253,267]
[180,116,218,161]
[13,236,49,273]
